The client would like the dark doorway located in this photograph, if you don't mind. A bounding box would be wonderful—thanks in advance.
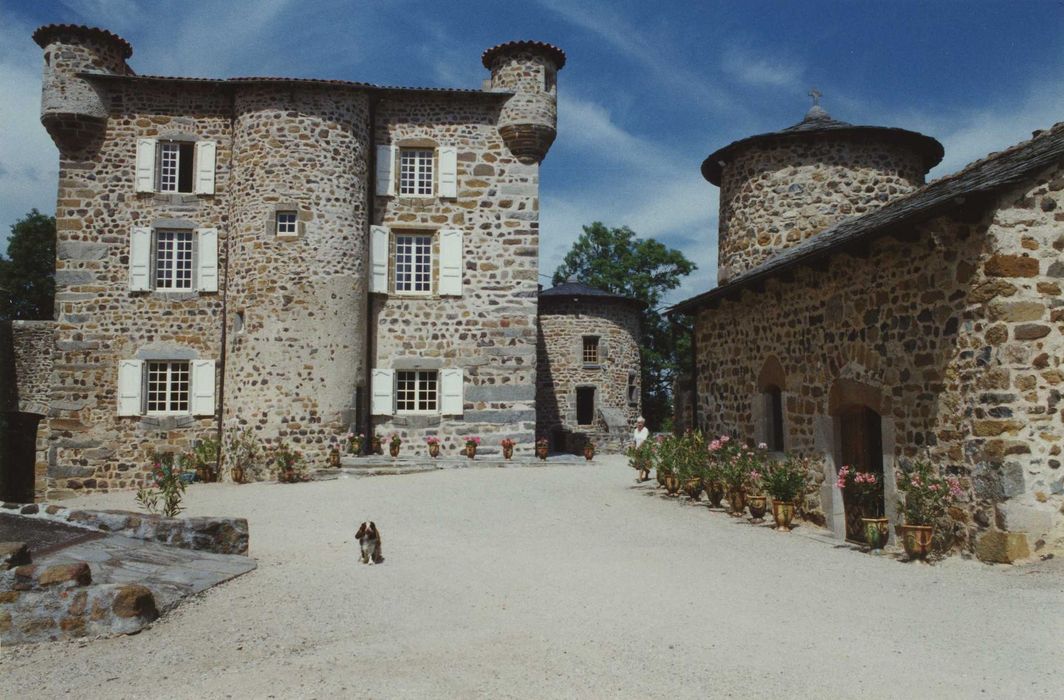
[838,405,884,543]
[764,386,784,451]
[0,412,40,503]
[576,386,595,426]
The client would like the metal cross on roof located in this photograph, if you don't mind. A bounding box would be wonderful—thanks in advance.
[809,87,822,107]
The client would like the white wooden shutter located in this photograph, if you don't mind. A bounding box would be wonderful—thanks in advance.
[129,227,152,291]
[371,369,394,416]
[135,138,155,193]
[375,145,396,196]
[194,140,217,195]
[438,146,457,198]
[196,227,219,292]
[191,360,216,416]
[117,360,144,416]
[440,368,464,416]
[370,225,389,293]
[599,338,609,361]
[438,228,463,296]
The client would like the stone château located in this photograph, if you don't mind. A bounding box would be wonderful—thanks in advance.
[671,103,1064,561]
[0,24,642,500]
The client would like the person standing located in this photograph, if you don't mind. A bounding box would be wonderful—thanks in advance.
[632,417,649,448]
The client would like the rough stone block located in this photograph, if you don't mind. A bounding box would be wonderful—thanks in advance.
[983,254,1039,277]
[0,541,31,569]
[1014,323,1051,340]
[975,530,1031,563]
[37,562,92,587]
[111,584,158,620]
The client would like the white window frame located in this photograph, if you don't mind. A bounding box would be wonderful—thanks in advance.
[395,369,439,414]
[154,229,195,291]
[399,148,435,197]
[394,234,433,295]
[156,141,195,194]
[276,211,298,237]
[582,336,600,365]
[145,360,191,415]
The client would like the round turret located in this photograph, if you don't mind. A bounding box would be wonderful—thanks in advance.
[482,40,565,164]
[703,103,943,283]
[33,24,133,152]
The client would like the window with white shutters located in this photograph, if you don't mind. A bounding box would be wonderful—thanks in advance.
[399,149,434,196]
[395,234,432,294]
[157,141,195,193]
[396,370,438,413]
[146,360,191,414]
[155,230,194,290]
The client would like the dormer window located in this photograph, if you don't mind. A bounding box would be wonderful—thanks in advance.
[399,148,435,196]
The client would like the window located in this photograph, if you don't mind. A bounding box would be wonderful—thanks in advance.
[627,372,638,405]
[395,234,433,293]
[276,211,298,237]
[146,360,190,414]
[764,386,784,451]
[582,336,600,365]
[399,148,434,196]
[157,141,195,193]
[154,230,194,290]
[396,370,438,413]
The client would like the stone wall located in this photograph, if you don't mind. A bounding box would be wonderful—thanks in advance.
[537,299,641,451]
[370,93,540,457]
[717,136,927,282]
[690,161,1064,555]
[8,321,54,416]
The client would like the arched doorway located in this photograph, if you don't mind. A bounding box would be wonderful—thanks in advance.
[837,405,884,543]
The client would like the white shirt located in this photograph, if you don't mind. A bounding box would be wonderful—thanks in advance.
[633,426,649,448]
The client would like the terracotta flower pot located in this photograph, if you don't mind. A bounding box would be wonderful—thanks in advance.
[349,440,361,455]
[329,448,341,468]
[747,495,767,523]
[503,445,514,460]
[536,445,548,460]
[584,447,594,461]
[389,444,400,458]
[466,444,477,459]
[664,474,681,496]
[728,488,746,516]
[772,500,795,531]
[862,517,890,550]
[898,524,933,560]
[372,439,382,455]
[231,465,245,484]
[706,481,726,508]
[428,443,440,458]
[683,477,703,501]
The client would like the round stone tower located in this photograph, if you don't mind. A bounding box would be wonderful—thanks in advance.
[536,280,643,453]
[482,40,566,164]
[32,24,132,152]
[703,102,943,284]
[224,84,371,469]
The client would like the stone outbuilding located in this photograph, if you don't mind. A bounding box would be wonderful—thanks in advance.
[671,103,1064,561]
[536,280,643,452]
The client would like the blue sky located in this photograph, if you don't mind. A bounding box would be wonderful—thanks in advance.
[2,0,1063,302]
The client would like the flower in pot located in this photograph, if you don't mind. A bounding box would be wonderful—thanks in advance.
[583,439,596,461]
[762,455,809,532]
[676,431,705,500]
[346,431,364,455]
[501,438,516,460]
[328,442,341,468]
[837,465,888,550]
[535,437,549,460]
[627,439,654,482]
[388,433,402,458]
[715,436,753,516]
[425,435,441,458]
[272,441,308,484]
[746,466,768,523]
[191,436,220,483]
[371,434,383,455]
[465,436,481,459]
[225,426,258,484]
[897,461,964,561]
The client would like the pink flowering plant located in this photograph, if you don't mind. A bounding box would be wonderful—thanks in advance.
[425,436,440,445]
[836,464,885,517]
[710,436,766,491]
[897,460,964,526]
[762,454,810,503]
[500,438,516,449]
[465,436,481,449]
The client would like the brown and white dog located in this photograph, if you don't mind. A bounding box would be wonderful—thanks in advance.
[355,521,383,564]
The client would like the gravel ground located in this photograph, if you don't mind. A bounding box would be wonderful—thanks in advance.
[2,455,1061,699]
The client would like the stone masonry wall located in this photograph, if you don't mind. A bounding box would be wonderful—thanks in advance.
[10,321,55,415]
[692,161,1064,553]
[536,300,641,450]
[717,136,927,283]
[46,81,231,497]
[371,93,539,457]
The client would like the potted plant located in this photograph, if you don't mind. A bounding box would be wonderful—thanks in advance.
[897,461,963,561]
[371,434,383,455]
[272,441,308,483]
[500,438,516,460]
[426,435,441,458]
[701,446,726,508]
[328,443,341,468]
[465,436,481,459]
[678,432,705,500]
[837,465,888,550]
[583,438,596,461]
[713,436,751,516]
[226,426,258,484]
[653,434,680,494]
[388,433,402,458]
[762,454,809,532]
[627,440,653,482]
[190,436,220,483]
[536,437,549,460]
[746,462,768,523]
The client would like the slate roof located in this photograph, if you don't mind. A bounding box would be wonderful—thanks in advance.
[701,107,944,185]
[670,120,1064,316]
[539,281,644,308]
[481,40,567,70]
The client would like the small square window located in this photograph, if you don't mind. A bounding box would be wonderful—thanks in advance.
[582,336,599,365]
[396,370,438,413]
[154,230,194,290]
[146,360,191,414]
[399,149,434,196]
[395,234,433,294]
[157,141,195,193]
[276,211,298,237]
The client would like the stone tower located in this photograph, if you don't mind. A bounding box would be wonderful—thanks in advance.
[33,24,132,152]
[482,40,565,163]
[703,101,943,283]
[223,85,370,460]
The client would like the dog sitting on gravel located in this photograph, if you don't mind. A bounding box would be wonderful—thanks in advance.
[355,521,384,564]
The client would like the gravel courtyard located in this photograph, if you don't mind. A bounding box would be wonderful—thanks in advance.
[3,455,1061,699]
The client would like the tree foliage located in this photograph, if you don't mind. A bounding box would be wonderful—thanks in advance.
[552,222,695,430]
[0,209,56,320]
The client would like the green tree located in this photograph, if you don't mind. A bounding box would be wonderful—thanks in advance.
[552,222,695,430]
[0,209,56,320]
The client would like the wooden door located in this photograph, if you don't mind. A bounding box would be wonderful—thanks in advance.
[838,406,884,543]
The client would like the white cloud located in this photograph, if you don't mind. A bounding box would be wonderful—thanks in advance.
[721,45,804,89]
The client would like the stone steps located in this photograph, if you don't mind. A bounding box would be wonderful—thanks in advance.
[312,453,592,479]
